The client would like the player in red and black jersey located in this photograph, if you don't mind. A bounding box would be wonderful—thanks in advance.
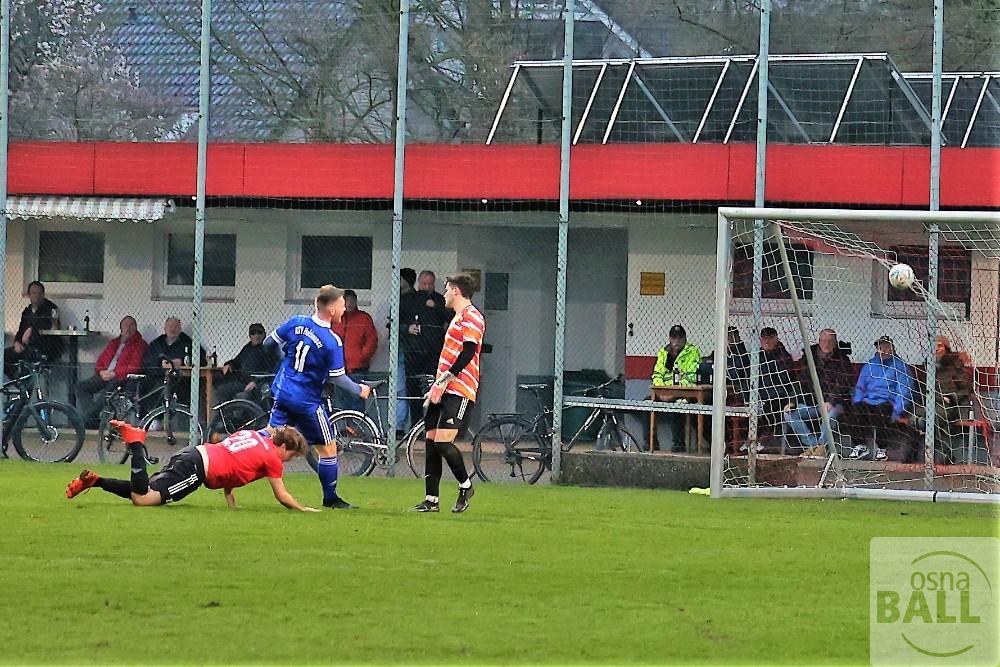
[66,421,319,512]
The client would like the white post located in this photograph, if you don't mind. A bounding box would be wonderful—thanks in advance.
[550,0,574,482]
[387,0,410,470]
[189,0,212,444]
[710,212,732,497]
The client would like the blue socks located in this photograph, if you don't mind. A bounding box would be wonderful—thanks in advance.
[317,456,339,504]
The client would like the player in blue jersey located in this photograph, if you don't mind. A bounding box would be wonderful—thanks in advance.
[264,285,371,509]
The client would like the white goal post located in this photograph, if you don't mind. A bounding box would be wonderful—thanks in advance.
[710,207,1000,504]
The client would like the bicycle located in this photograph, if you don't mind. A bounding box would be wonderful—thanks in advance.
[472,375,642,484]
[0,358,85,463]
[96,355,203,463]
[207,373,380,477]
[324,375,436,477]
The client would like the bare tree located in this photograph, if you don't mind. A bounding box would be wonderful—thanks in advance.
[10,0,182,140]
[146,0,558,142]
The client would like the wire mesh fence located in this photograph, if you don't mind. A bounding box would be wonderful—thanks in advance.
[0,1,996,496]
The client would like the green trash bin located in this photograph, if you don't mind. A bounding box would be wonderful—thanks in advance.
[561,369,613,442]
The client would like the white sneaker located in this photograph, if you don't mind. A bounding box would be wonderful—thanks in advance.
[874,448,888,461]
[848,445,869,460]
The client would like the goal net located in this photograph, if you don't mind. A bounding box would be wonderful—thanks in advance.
[710,208,1000,503]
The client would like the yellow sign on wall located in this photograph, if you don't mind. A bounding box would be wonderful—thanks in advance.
[640,271,665,296]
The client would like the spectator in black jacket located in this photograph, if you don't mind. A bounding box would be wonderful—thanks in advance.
[140,317,206,410]
[4,281,63,377]
[726,326,750,398]
[758,327,794,428]
[400,270,452,422]
[214,323,280,406]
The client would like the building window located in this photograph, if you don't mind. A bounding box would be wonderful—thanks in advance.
[300,235,373,290]
[38,231,105,283]
[166,233,236,287]
[732,242,814,301]
[887,245,971,309]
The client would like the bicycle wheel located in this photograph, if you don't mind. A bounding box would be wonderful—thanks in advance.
[404,420,427,478]
[11,401,85,463]
[472,415,548,484]
[596,421,644,453]
[307,411,378,477]
[209,399,267,442]
[97,398,140,463]
[141,407,204,463]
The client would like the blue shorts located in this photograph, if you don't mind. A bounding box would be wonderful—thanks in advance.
[268,399,333,447]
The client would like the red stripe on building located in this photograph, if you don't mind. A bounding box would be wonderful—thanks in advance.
[7,142,999,208]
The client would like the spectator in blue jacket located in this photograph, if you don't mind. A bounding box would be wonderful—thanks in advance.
[849,335,916,461]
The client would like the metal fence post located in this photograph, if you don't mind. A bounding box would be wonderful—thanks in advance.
[387,0,410,471]
[747,0,770,483]
[0,0,9,382]
[550,0,574,482]
[189,0,212,444]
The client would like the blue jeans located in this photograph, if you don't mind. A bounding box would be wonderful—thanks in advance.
[783,403,843,447]
[394,352,409,431]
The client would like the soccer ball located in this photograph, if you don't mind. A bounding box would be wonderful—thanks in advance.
[888,263,915,289]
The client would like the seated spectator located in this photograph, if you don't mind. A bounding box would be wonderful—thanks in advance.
[850,335,916,461]
[214,323,280,407]
[726,326,750,398]
[332,289,378,412]
[140,317,206,410]
[76,316,147,428]
[757,327,794,431]
[933,335,974,461]
[650,324,702,451]
[782,328,853,456]
[4,281,63,377]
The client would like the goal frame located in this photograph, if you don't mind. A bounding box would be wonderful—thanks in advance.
[710,206,1000,504]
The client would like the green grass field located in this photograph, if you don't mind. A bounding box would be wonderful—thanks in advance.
[2,461,997,666]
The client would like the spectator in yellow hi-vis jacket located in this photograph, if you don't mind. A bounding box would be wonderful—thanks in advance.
[651,325,702,387]
[649,325,702,451]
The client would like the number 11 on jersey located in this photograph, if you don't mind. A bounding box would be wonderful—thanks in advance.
[294,341,311,372]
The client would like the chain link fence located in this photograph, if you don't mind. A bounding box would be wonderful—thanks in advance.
[1,1,996,487]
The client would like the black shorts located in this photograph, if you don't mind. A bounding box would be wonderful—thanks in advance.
[424,394,474,433]
[149,446,206,504]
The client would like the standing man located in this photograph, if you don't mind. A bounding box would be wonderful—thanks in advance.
[76,316,147,428]
[332,289,378,412]
[394,268,417,436]
[412,274,484,514]
[401,270,451,425]
[4,281,62,376]
[265,285,371,509]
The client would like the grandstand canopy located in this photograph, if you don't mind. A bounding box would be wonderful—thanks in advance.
[487,53,961,147]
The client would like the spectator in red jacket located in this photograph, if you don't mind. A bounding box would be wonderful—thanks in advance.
[76,316,148,427]
[331,290,378,411]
